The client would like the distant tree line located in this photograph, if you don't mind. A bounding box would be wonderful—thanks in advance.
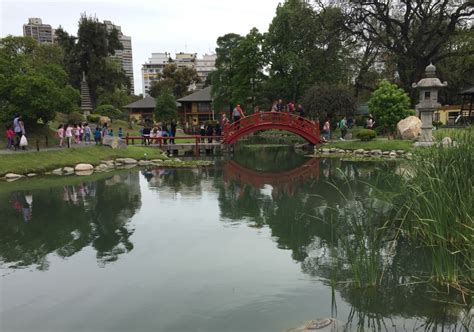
[211,0,474,120]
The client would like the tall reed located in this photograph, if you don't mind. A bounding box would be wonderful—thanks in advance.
[398,128,473,291]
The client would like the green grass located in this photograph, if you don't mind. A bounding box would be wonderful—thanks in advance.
[323,139,414,151]
[0,146,166,176]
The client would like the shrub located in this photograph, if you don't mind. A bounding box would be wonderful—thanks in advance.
[68,111,85,124]
[356,129,377,141]
[95,104,123,119]
[87,114,101,123]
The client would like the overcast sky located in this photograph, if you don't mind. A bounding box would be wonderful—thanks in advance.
[0,0,283,94]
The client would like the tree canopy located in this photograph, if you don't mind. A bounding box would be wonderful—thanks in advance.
[149,63,200,100]
[0,36,80,125]
[154,89,178,123]
[55,14,130,107]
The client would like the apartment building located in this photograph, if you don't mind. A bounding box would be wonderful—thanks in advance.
[23,18,54,44]
[104,20,135,94]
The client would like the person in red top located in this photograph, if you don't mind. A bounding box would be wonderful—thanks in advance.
[5,124,15,150]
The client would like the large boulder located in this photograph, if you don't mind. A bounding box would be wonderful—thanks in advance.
[397,116,422,140]
[99,116,111,126]
[102,136,127,149]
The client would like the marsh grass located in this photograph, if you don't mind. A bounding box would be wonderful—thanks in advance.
[398,128,473,293]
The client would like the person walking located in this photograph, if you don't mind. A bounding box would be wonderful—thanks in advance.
[276,99,285,112]
[297,104,305,118]
[118,127,124,139]
[57,124,65,147]
[5,125,15,150]
[339,116,348,140]
[65,124,73,148]
[206,123,214,143]
[84,123,91,144]
[170,119,177,144]
[94,126,101,145]
[232,104,245,123]
[323,118,331,142]
[12,114,23,150]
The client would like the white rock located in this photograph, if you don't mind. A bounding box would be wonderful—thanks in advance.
[27,173,37,177]
[397,116,422,140]
[441,137,452,147]
[322,148,330,153]
[116,158,137,165]
[355,149,364,154]
[102,136,127,149]
[52,168,63,175]
[63,167,74,174]
[138,160,153,166]
[75,163,94,171]
[389,151,397,158]
[5,173,23,180]
[371,149,382,155]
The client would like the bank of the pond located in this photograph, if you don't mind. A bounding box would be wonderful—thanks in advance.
[0,146,212,179]
[323,139,414,152]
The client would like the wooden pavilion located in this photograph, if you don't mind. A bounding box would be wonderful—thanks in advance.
[460,87,474,124]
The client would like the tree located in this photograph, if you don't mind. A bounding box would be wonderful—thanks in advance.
[0,36,80,125]
[154,89,177,123]
[342,0,474,92]
[211,29,266,112]
[95,104,123,119]
[368,80,411,133]
[264,1,352,102]
[55,14,130,106]
[149,63,200,99]
[302,83,356,120]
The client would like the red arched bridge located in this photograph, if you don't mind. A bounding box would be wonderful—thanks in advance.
[223,112,320,145]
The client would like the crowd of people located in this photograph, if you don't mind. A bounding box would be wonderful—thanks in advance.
[55,123,123,148]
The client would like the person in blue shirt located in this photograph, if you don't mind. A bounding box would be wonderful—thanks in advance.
[94,127,102,145]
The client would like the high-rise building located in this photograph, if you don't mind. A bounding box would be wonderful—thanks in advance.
[23,18,54,44]
[141,52,171,95]
[104,20,135,94]
[141,52,216,95]
[195,54,217,88]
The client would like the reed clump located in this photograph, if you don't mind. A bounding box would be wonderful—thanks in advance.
[398,128,473,292]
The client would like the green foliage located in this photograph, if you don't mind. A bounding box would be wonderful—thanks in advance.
[96,87,140,109]
[86,114,101,123]
[55,14,130,106]
[368,80,411,133]
[95,104,123,119]
[68,111,85,124]
[149,63,200,99]
[356,129,377,141]
[212,29,266,112]
[302,83,356,120]
[0,36,80,125]
[154,90,177,123]
[398,129,474,287]
[263,1,350,101]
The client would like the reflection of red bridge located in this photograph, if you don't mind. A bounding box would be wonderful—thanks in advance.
[223,158,320,196]
[223,112,321,145]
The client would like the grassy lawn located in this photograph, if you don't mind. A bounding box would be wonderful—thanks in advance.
[323,138,414,151]
[0,146,166,176]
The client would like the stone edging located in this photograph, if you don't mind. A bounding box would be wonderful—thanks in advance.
[316,148,413,160]
[1,157,214,182]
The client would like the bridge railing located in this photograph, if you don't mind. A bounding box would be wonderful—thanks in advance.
[223,112,320,144]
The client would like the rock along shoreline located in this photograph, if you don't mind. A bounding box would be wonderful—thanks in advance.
[1,156,213,182]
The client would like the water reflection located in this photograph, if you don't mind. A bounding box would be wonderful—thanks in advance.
[219,154,472,330]
[0,172,140,269]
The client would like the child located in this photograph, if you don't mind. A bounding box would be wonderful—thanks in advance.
[118,127,123,139]
[57,124,65,147]
[74,124,81,144]
[94,127,102,145]
[109,129,114,137]
[65,124,73,148]
[84,123,91,144]
[5,125,15,150]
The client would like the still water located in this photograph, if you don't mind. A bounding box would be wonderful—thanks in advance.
[0,148,471,331]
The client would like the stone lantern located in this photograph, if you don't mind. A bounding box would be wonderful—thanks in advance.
[412,63,447,146]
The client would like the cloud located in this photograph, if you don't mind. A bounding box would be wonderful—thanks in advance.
[1,0,281,94]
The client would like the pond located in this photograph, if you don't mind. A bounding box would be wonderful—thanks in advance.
[0,148,471,331]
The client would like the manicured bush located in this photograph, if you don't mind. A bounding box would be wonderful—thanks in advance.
[68,111,85,124]
[87,114,101,123]
[95,104,123,119]
[356,129,377,141]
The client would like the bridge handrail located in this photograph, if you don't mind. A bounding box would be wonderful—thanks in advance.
[223,112,320,144]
